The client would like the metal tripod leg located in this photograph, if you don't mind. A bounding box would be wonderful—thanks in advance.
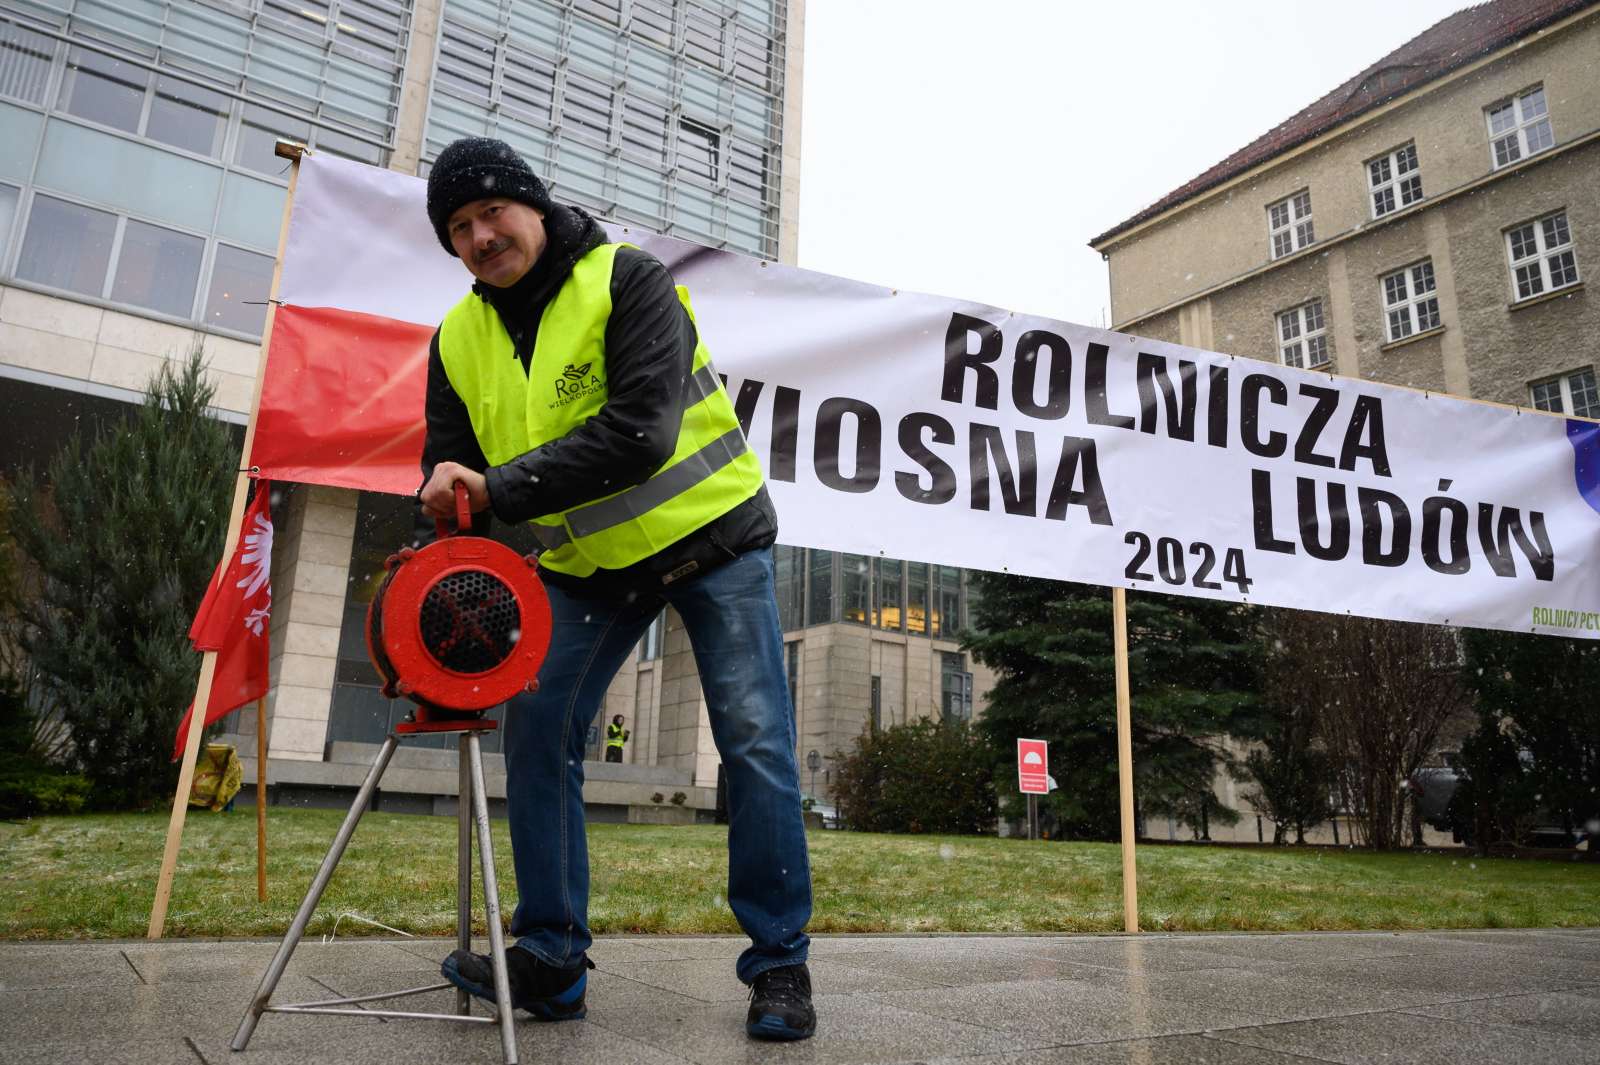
[232,735,401,1052]
[456,731,472,1017]
[468,731,519,1065]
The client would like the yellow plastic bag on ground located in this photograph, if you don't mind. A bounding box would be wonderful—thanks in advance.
[189,744,243,811]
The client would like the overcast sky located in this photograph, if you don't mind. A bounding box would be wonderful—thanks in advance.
[795,0,1476,328]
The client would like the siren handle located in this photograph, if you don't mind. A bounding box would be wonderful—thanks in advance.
[433,480,473,542]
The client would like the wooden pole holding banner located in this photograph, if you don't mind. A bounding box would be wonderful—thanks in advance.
[256,694,269,902]
[148,142,305,939]
[1112,587,1139,933]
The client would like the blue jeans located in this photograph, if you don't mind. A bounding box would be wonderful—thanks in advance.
[501,547,812,984]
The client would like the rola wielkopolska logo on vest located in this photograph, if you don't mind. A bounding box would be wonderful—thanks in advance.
[551,362,603,408]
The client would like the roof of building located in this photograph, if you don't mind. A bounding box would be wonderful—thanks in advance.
[1088,0,1597,248]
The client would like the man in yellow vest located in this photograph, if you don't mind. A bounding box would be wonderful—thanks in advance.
[604,714,629,763]
[417,138,814,1041]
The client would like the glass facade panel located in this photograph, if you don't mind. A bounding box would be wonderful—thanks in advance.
[841,553,870,624]
[109,218,203,317]
[0,181,17,256]
[905,561,928,635]
[217,172,288,248]
[807,548,834,625]
[777,547,967,637]
[425,0,783,257]
[58,47,145,132]
[0,101,41,179]
[146,75,227,156]
[234,103,311,176]
[940,652,973,723]
[932,565,963,637]
[17,194,116,296]
[36,118,222,231]
[772,543,804,631]
[0,2,407,339]
[0,20,53,104]
[203,243,274,334]
[875,558,902,631]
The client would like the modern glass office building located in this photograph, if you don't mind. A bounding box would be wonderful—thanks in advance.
[424,0,786,256]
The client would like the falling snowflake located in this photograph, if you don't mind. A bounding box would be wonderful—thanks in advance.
[236,511,273,600]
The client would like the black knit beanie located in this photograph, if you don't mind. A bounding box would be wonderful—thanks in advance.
[426,137,553,256]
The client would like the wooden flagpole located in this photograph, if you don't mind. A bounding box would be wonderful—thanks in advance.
[1112,587,1139,933]
[256,694,269,902]
[148,143,305,939]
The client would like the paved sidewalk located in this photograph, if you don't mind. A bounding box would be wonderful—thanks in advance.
[3,930,1598,1064]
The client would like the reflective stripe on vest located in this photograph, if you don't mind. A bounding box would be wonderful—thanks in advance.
[534,425,748,550]
[437,243,763,576]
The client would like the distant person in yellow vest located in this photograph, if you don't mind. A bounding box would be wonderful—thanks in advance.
[417,138,814,1040]
[604,715,629,763]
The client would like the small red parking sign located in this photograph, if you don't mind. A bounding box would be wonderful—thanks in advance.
[1017,739,1048,794]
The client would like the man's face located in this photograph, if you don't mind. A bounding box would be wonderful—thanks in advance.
[447,198,547,288]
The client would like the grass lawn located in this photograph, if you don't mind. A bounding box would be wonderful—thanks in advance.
[2,809,1597,940]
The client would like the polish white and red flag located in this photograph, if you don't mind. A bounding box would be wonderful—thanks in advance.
[172,481,274,759]
[249,153,1600,638]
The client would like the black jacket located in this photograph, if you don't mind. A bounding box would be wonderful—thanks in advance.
[418,203,776,598]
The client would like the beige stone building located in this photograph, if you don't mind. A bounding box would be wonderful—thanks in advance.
[1090,0,1599,844]
[0,0,996,820]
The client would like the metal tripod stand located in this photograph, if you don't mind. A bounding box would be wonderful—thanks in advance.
[232,727,519,1064]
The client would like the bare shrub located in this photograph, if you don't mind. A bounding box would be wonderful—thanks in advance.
[1266,611,1468,850]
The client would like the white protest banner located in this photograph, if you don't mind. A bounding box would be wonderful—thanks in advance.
[253,153,1600,639]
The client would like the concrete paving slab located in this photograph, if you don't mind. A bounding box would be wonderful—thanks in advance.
[1071,961,1456,1020]
[589,993,1056,1064]
[3,1035,205,1065]
[1,930,1596,1064]
[985,935,1291,974]
[0,945,147,990]
[1209,1010,1600,1064]
[868,976,1275,1045]
[1298,950,1600,999]
[820,945,1112,987]
[1399,990,1600,1040]
[912,1032,1335,1065]
[1416,929,1600,959]
[1103,931,1481,965]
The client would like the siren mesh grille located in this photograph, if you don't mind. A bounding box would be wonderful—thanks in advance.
[419,568,519,674]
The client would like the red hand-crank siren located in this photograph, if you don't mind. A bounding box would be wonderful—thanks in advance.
[365,482,551,733]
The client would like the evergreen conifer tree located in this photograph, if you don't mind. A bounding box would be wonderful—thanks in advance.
[6,348,238,807]
[964,574,1261,839]
[1461,628,1600,840]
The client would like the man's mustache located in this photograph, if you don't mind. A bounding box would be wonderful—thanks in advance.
[474,238,515,265]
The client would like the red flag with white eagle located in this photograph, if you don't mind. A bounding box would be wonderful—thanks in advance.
[172,480,274,760]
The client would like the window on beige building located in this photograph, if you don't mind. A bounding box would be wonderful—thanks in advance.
[1277,300,1329,368]
[1268,191,1314,259]
[1381,261,1440,342]
[636,614,665,660]
[1505,211,1580,302]
[940,652,973,724]
[1531,369,1599,419]
[1486,86,1553,169]
[1368,143,1422,218]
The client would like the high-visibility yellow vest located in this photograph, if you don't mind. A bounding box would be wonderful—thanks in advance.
[606,723,626,748]
[437,242,763,578]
